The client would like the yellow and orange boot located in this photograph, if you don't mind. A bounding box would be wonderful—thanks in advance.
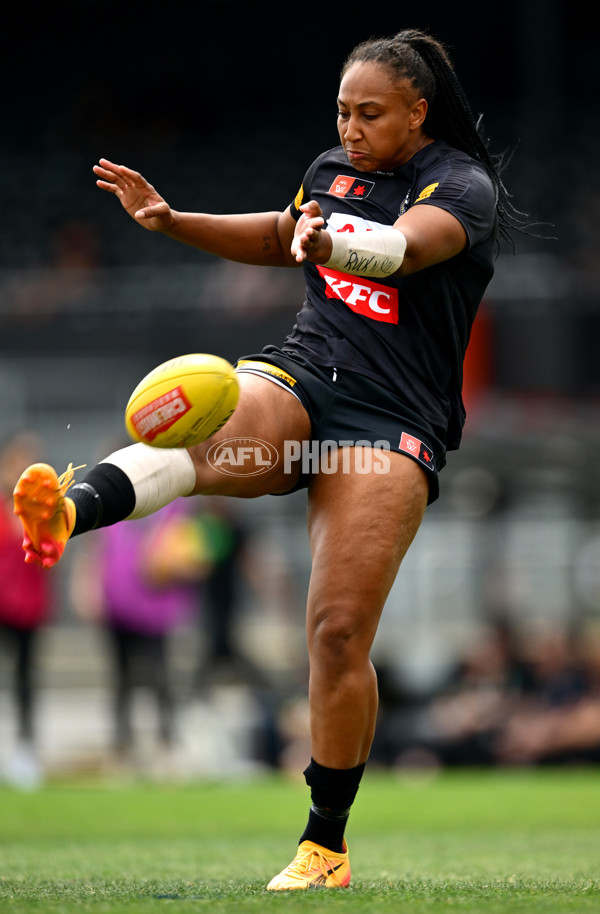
[13,463,81,568]
[266,840,351,890]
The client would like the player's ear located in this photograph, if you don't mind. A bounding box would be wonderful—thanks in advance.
[410,98,428,131]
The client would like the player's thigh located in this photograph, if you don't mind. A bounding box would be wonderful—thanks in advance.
[306,449,428,646]
[188,372,311,496]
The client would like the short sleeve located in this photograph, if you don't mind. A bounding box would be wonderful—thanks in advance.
[288,154,326,221]
[412,159,497,248]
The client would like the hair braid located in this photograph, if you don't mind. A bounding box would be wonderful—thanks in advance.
[342,29,531,249]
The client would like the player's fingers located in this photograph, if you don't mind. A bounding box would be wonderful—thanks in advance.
[305,218,324,233]
[296,217,324,240]
[292,224,317,250]
[95,179,119,194]
[96,158,130,182]
[117,164,150,186]
[298,225,320,246]
[97,159,151,190]
[299,200,323,217]
[93,164,120,184]
[290,237,306,261]
[94,165,134,197]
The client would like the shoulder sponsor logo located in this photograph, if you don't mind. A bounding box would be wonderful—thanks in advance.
[416,182,439,202]
[399,431,435,470]
[316,265,398,325]
[328,175,375,199]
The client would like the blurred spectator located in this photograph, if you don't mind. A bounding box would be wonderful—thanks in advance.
[71,487,304,774]
[0,431,52,788]
[425,620,528,766]
[0,217,104,323]
[190,498,266,691]
[371,619,525,769]
[372,619,600,771]
[71,499,207,768]
[189,498,307,770]
[518,625,589,708]
[494,625,600,765]
[202,261,301,318]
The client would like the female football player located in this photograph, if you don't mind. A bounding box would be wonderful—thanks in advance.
[14,29,525,889]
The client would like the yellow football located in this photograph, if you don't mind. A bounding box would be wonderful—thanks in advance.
[125,353,239,448]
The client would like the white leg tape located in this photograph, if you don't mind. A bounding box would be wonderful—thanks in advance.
[101,444,197,519]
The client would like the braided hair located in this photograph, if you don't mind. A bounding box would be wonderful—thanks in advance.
[342,29,525,249]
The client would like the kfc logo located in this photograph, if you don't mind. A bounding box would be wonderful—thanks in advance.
[316,265,398,324]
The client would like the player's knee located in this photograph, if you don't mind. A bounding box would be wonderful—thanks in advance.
[309,607,372,667]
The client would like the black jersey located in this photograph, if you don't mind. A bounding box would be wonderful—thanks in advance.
[283,140,498,449]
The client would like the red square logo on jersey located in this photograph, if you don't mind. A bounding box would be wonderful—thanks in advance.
[328,175,375,199]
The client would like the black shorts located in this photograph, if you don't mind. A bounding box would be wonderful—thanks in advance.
[235,346,446,505]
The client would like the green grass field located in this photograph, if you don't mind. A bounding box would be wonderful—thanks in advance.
[1,769,599,912]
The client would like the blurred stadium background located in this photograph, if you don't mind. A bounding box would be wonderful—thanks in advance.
[1,0,600,782]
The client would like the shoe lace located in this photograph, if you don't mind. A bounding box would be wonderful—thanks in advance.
[293,846,342,884]
[57,463,86,494]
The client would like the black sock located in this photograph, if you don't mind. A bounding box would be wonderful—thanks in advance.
[299,805,349,853]
[70,463,136,536]
[299,758,366,853]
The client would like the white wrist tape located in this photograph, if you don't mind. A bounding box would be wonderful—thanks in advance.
[324,228,407,278]
[101,443,196,519]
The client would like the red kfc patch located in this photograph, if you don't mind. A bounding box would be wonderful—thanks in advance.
[316,265,398,324]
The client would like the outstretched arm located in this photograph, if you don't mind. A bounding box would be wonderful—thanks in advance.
[93,158,300,268]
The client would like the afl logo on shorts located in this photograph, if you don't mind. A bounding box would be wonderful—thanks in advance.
[399,432,435,470]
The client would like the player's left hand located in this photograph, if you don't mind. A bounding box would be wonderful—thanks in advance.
[93,158,175,232]
[291,201,332,264]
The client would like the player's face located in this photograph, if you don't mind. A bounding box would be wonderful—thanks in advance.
[337,62,429,172]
